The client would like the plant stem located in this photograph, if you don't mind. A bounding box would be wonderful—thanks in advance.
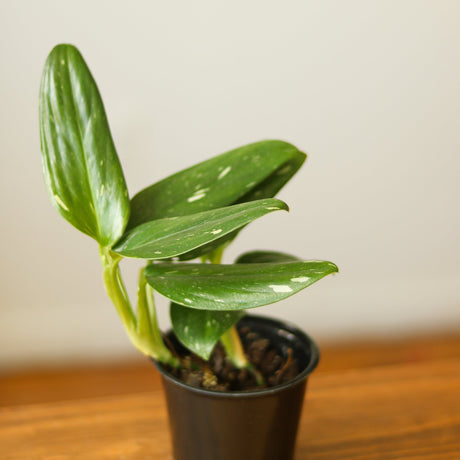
[100,247,137,335]
[99,247,178,366]
[208,246,264,384]
[220,326,248,368]
[207,244,225,265]
[208,247,249,368]
[137,266,179,366]
[220,327,265,386]
[208,247,249,367]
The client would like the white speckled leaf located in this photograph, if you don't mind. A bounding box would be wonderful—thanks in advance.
[128,140,306,229]
[112,198,288,259]
[145,261,338,310]
[39,44,129,247]
[170,303,245,360]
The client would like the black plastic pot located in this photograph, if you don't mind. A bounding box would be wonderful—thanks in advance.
[152,315,320,460]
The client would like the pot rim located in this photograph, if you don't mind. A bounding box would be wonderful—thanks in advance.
[152,314,320,399]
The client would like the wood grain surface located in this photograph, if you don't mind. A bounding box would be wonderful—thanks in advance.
[3,332,459,406]
[1,357,459,459]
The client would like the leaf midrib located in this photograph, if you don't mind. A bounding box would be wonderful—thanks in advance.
[149,264,328,280]
[64,50,101,242]
[120,200,283,253]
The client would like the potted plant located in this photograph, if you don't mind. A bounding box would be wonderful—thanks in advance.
[39,44,338,460]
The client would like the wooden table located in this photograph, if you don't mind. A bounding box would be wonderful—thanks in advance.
[1,337,460,459]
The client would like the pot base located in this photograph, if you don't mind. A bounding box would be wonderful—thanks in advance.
[153,315,320,460]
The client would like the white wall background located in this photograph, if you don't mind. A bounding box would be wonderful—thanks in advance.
[1,0,459,370]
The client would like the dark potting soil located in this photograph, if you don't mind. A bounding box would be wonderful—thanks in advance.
[164,326,300,391]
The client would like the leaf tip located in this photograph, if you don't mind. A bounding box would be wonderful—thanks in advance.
[265,198,289,213]
[329,262,339,274]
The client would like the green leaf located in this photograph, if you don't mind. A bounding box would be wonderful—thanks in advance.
[235,250,301,264]
[236,151,306,203]
[112,198,288,259]
[175,232,238,261]
[170,303,244,360]
[145,260,338,310]
[39,44,130,247]
[128,140,305,229]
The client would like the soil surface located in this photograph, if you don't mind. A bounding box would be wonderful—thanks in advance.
[164,326,300,391]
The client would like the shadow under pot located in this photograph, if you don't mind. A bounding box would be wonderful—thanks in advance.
[152,314,320,460]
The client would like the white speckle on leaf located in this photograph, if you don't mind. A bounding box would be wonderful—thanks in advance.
[188,193,206,202]
[154,251,162,254]
[246,181,256,188]
[184,326,189,335]
[100,160,104,166]
[54,195,69,212]
[277,165,292,175]
[269,285,293,293]
[265,206,280,211]
[215,299,224,303]
[194,188,209,195]
[184,298,192,303]
[60,59,65,65]
[218,166,231,180]
[211,229,222,235]
[100,184,105,197]
[291,277,310,283]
